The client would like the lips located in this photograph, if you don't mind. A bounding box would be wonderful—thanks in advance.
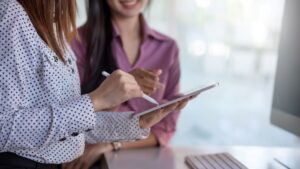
[119,0,139,9]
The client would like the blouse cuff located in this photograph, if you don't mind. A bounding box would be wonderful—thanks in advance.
[108,112,150,142]
[54,95,96,138]
[85,112,150,144]
[127,115,150,140]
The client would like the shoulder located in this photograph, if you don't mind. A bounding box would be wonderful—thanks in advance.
[0,0,41,67]
[0,0,11,19]
[0,0,38,43]
[0,0,33,43]
[0,0,36,38]
[148,29,180,61]
[0,0,27,23]
[149,28,179,51]
[149,29,176,43]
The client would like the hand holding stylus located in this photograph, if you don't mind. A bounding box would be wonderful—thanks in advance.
[89,70,144,111]
[102,71,159,105]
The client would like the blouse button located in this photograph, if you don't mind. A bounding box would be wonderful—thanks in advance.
[71,68,75,74]
[53,56,58,62]
[71,132,79,137]
[59,137,66,141]
[68,58,72,64]
[85,129,93,132]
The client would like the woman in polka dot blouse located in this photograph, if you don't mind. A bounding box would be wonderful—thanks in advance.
[0,0,189,169]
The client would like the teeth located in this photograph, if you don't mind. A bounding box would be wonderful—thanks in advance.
[120,0,137,6]
[120,0,136,2]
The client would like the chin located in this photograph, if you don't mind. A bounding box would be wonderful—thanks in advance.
[118,11,141,18]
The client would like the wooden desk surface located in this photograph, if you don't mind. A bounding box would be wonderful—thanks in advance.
[103,146,300,169]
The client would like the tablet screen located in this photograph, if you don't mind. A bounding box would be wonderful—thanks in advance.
[133,82,219,118]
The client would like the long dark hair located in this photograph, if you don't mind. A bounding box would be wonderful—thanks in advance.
[81,0,117,94]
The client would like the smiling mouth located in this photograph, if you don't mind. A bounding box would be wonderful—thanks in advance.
[119,0,139,8]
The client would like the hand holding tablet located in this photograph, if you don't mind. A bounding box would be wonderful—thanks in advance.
[135,82,219,118]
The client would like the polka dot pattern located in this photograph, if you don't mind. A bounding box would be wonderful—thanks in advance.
[0,0,149,164]
[85,112,150,144]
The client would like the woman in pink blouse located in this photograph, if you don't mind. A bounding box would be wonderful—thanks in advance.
[69,0,184,168]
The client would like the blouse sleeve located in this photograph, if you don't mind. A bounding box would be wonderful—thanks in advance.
[0,78,97,152]
[0,1,150,152]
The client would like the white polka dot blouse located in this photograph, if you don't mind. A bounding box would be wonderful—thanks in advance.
[0,0,149,164]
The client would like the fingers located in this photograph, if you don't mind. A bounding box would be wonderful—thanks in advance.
[139,109,163,128]
[189,95,198,100]
[63,160,78,169]
[138,77,164,89]
[104,105,119,112]
[140,85,156,95]
[113,70,143,98]
[82,163,90,169]
[176,99,189,111]
[162,102,179,114]
[131,68,163,84]
[131,68,164,94]
[63,154,92,169]
[134,68,158,79]
[138,97,191,129]
[139,82,164,95]
[92,69,146,111]
[139,102,179,128]
[73,161,83,169]
[127,85,143,98]
[141,69,163,87]
[113,70,138,86]
[149,69,162,76]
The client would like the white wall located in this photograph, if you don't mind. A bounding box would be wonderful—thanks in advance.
[74,0,300,147]
[76,0,87,26]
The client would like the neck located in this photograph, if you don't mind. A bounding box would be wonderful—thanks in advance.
[112,14,141,38]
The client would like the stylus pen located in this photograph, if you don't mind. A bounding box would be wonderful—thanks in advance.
[101,71,159,105]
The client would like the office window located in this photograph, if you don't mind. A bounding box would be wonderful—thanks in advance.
[76,0,300,147]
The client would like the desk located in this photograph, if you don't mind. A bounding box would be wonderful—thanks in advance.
[102,146,300,169]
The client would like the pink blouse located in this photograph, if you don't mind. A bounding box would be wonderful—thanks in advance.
[71,16,181,146]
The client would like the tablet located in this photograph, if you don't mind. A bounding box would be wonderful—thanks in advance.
[133,82,219,118]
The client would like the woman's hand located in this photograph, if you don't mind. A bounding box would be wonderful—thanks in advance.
[139,98,190,129]
[63,143,113,169]
[103,105,119,112]
[130,68,164,95]
[89,70,143,112]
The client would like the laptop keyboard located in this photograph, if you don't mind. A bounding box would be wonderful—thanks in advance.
[185,153,248,169]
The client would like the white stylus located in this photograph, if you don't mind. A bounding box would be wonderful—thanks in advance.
[101,71,159,105]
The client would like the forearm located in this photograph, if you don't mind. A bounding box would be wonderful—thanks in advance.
[1,95,96,151]
[121,133,158,150]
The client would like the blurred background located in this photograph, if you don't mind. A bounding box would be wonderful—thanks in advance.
[76,0,300,147]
